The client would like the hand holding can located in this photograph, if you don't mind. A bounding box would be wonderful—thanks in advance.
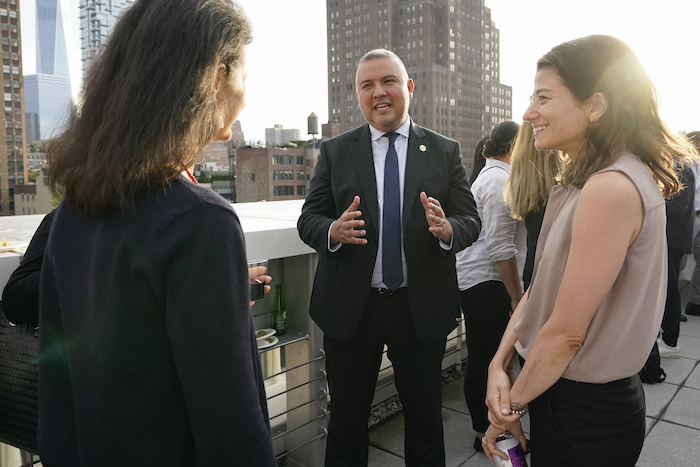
[248,259,270,301]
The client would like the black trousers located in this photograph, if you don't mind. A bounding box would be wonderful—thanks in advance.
[661,247,684,346]
[323,289,447,467]
[528,374,645,466]
[459,280,511,433]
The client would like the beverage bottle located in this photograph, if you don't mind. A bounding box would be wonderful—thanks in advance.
[272,284,287,335]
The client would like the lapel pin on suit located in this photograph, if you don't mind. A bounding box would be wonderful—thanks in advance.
[419,144,427,152]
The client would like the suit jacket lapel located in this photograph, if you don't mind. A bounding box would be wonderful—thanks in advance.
[403,122,428,231]
[349,125,380,231]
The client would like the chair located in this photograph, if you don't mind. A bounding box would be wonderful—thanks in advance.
[0,302,39,465]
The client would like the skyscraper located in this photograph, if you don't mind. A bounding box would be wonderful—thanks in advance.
[24,0,72,142]
[326,0,512,168]
[0,0,27,215]
[79,0,134,73]
[36,0,71,80]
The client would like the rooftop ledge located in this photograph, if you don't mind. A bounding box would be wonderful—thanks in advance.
[0,199,314,262]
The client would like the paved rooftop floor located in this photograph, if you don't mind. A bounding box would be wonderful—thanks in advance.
[368,280,700,467]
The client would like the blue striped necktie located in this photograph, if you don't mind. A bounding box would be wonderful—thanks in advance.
[383,132,403,290]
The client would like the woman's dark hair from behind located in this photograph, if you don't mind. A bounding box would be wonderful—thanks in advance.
[48,0,252,218]
[538,35,695,197]
[482,120,520,159]
[469,136,488,184]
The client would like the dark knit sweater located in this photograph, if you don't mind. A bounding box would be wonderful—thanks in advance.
[38,178,275,466]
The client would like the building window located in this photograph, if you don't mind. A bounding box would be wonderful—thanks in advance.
[296,156,304,165]
[273,170,294,181]
[273,186,294,197]
[296,170,306,180]
[272,155,293,165]
[297,185,307,196]
[251,173,256,181]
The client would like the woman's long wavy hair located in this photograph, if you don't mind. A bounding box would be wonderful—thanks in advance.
[48,0,252,217]
[504,122,564,220]
[539,35,697,198]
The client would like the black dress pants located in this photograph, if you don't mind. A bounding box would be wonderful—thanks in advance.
[459,280,511,433]
[661,246,684,346]
[323,289,447,467]
[528,374,645,466]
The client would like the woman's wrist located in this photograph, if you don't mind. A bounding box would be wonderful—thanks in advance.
[490,350,514,374]
[508,402,529,417]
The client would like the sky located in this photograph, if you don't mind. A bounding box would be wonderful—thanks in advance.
[19,0,700,143]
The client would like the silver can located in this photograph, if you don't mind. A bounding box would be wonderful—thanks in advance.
[493,432,528,467]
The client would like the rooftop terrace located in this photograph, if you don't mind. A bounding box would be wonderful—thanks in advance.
[1,203,699,466]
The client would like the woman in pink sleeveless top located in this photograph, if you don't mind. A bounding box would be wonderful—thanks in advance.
[481,35,698,466]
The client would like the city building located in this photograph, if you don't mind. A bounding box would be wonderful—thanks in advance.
[23,74,71,141]
[235,147,318,202]
[198,140,230,173]
[23,0,73,143]
[322,119,342,140]
[230,119,245,147]
[0,0,27,215]
[13,168,53,215]
[25,146,46,171]
[326,0,512,174]
[265,124,301,148]
[79,0,134,73]
[25,111,39,144]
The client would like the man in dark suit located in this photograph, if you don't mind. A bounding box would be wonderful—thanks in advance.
[297,49,480,466]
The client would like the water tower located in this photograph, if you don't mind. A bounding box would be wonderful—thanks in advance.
[308,112,319,148]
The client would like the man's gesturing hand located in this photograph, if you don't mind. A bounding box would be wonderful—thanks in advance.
[330,196,368,245]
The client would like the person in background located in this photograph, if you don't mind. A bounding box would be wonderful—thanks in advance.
[503,121,563,290]
[38,1,276,465]
[684,131,700,318]
[658,161,695,357]
[470,136,489,185]
[482,35,698,466]
[297,49,480,467]
[2,210,55,326]
[455,120,525,453]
